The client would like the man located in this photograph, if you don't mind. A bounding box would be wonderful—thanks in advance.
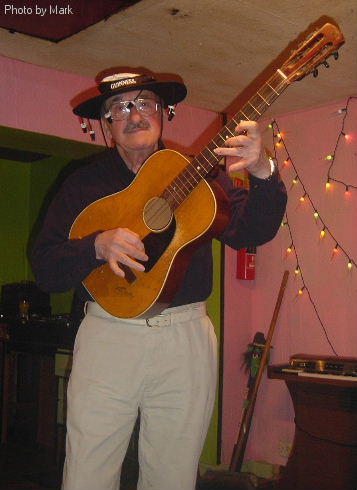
[31,71,287,490]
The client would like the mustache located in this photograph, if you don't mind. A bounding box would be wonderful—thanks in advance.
[124,121,150,132]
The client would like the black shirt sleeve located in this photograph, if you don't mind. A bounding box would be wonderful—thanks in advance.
[214,167,287,250]
[30,174,105,294]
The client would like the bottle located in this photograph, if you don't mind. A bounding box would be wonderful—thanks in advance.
[19,299,30,322]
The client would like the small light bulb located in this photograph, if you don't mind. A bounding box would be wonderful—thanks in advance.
[325,181,331,189]
[325,155,334,160]
[299,195,305,202]
[347,261,353,270]
[320,229,326,238]
[294,267,300,275]
[313,211,319,219]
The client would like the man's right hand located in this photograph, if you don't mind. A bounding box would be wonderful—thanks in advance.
[94,228,148,277]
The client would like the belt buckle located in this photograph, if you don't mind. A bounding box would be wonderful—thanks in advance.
[146,314,171,327]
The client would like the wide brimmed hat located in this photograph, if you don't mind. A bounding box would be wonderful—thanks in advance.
[73,72,187,120]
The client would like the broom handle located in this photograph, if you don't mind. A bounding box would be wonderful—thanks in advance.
[229,270,289,472]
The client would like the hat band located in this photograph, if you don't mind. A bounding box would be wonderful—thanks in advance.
[99,74,154,94]
[110,78,136,90]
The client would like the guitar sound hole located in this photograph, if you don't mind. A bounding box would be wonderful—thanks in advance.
[143,197,173,231]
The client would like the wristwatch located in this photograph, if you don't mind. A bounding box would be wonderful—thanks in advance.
[263,157,277,181]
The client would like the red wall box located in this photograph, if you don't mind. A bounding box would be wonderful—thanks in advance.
[236,247,256,280]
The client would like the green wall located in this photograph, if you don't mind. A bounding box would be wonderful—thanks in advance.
[202,239,223,465]
[0,126,103,314]
[0,160,31,286]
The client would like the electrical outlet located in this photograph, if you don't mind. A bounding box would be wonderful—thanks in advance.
[278,441,292,458]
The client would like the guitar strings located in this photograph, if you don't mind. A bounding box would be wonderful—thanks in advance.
[157,71,289,221]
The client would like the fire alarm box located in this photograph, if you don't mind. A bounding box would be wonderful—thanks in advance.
[237,247,256,280]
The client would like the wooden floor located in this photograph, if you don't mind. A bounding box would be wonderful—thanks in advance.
[0,442,60,490]
[0,442,139,490]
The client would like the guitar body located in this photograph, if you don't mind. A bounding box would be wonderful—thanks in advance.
[70,149,230,318]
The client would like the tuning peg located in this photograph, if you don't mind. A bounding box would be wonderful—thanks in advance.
[313,69,318,78]
[323,61,330,68]
[333,52,339,60]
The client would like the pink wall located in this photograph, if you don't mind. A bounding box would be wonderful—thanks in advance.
[0,54,220,151]
[222,98,357,467]
[0,55,105,144]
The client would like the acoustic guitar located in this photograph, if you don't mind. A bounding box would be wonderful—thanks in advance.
[70,23,344,318]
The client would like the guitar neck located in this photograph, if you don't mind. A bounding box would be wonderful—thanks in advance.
[198,69,290,172]
[161,69,289,210]
[161,22,344,210]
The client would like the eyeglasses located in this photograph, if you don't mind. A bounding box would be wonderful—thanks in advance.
[104,98,161,121]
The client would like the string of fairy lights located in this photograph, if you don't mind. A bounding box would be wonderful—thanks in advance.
[268,96,356,355]
[326,97,357,193]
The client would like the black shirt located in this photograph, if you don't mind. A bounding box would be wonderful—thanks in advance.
[31,147,287,307]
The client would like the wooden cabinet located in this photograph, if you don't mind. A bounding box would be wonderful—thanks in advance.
[0,321,77,452]
[268,366,357,490]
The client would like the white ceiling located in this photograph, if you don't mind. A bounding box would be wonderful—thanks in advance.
[0,0,356,117]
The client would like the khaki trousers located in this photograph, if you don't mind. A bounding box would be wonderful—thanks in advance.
[62,301,217,490]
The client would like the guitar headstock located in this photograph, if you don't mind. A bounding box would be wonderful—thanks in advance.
[281,23,345,83]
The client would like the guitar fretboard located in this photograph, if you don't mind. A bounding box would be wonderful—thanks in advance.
[162,70,289,210]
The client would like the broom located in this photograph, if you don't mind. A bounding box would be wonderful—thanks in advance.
[198,270,289,489]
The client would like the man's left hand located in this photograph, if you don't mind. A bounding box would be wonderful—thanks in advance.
[213,120,272,179]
